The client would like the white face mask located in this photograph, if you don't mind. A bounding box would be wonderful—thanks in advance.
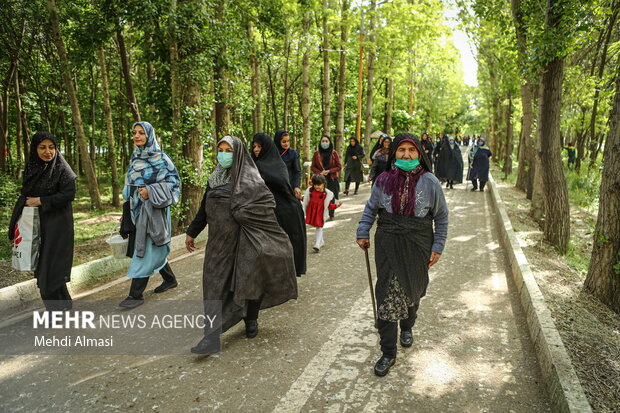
[320,142,330,149]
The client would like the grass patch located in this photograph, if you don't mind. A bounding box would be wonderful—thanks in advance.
[565,237,591,276]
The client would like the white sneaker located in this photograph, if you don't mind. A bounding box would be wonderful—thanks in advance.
[312,245,321,253]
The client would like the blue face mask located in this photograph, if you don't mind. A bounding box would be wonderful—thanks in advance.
[320,141,330,150]
[217,152,234,169]
[394,158,420,172]
[477,141,484,146]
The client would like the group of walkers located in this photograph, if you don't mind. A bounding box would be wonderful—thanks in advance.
[8,124,499,376]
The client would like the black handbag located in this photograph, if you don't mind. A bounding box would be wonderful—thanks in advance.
[120,201,136,258]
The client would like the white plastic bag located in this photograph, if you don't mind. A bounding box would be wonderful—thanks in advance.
[11,206,41,272]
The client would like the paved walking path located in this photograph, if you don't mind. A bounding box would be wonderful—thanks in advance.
[0,162,551,412]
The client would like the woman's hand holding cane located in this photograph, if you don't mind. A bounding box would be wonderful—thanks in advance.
[357,238,370,251]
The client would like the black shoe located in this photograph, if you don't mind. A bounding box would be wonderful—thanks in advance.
[470,187,477,191]
[154,280,178,294]
[400,331,413,347]
[449,184,454,189]
[374,356,396,377]
[245,320,258,338]
[343,190,349,196]
[479,188,484,192]
[119,296,144,309]
[190,336,219,355]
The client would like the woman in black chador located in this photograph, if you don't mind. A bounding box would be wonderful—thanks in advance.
[369,136,392,184]
[9,131,77,310]
[356,133,449,377]
[274,130,302,199]
[343,137,366,195]
[435,135,464,189]
[252,132,307,277]
[186,136,297,354]
[468,137,492,191]
[420,133,434,172]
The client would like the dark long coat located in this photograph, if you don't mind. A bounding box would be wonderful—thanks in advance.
[252,133,307,276]
[469,147,492,181]
[436,141,464,183]
[343,140,365,183]
[187,136,297,333]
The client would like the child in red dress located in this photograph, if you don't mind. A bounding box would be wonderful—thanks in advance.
[302,174,343,252]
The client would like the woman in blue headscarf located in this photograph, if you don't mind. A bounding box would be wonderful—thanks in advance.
[119,121,181,308]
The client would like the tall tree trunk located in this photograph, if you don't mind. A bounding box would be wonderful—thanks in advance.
[537,0,570,253]
[98,47,120,207]
[18,73,30,161]
[282,32,290,130]
[301,10,311,166]
[248,22,263,134]
[118,69,129,170]
[14,67,23,177]
[384,76,394,135]
[363,0,377,155]
[89,64,96,165]
[116,28,141,122]
[334,0,349,155]
[587,5,619,168]
[169,0,181,151]
[584,67,620,313]
[181,83,203,228]
[214,0,229,142]
[0,64,15,171]
[46,0,102,208]
[503,92,513,178]
[355,11,365,143]
[511,0,535,193]
[263,36,278,132]
[516,83,534,192]
[321,0,331,136]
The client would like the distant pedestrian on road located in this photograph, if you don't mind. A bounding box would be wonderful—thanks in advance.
[370,133,389,162]
[9,131,77,311]
[119,122,180,309]
[252,133,307,277]
[356,133,448,377]
[562,142,576,170]
[420,133,434,165]
[435,135,464,189]
[311,135,342,220]
[369,136,392,184]
[468,137,492,192]
[343,137,365,195]
[186,136,297,354]
[302,174,342,253]
[274,130,303,199]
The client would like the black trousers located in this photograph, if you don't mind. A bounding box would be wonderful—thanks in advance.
[471,179,487,190]
[245,298,263,321]
[345,178,360,193]
[41,283,72,311]
[377,303,419,358]
[128,263,176,298]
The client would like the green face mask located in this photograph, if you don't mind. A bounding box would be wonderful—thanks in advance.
[394,158,420,172]
[217,152,234,169]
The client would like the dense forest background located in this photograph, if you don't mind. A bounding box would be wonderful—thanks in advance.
[0,0,619,313]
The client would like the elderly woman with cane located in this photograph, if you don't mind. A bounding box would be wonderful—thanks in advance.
[356,133,449,377]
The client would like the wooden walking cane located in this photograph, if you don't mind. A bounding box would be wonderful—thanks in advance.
[364,247,378,328]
